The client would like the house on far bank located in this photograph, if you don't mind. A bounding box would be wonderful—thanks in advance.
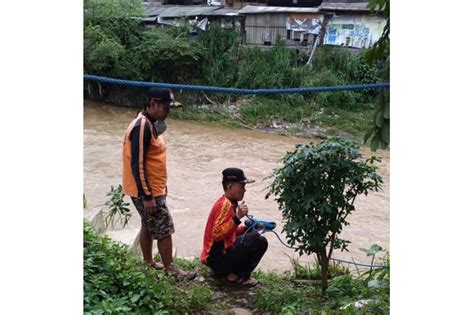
[239,6,324,50]
[140,1,387,51]
[318,0,386,49]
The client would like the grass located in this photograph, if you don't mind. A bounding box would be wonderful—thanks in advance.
[170,104,240,129]
[84,221,389,314]
[170,95,376,140]
[316,106,374,137]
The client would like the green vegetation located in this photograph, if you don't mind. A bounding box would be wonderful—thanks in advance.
[170,104,241,129]
[266,138,383,290]
[84,221,389,314]
[104,185,132,228]
[364,0,390,150]
[83,0,388,141]
[84,222,212,314]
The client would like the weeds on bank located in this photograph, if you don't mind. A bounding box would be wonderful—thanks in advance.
[84,222,212,314]
[84,221,389,314]
[171,95,375,139]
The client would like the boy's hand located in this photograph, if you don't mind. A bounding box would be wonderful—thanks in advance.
[237,201,249,218]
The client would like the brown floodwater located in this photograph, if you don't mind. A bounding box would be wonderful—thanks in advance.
[84,100,390,272]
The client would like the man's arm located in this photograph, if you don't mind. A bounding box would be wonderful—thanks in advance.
[130,118,153,200]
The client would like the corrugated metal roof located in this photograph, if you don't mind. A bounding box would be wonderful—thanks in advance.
[147,6,171,16]
[319,1,373,12]
[143,2,168,16]
[239,6,320,14]
[206,7,241,16]
[158,6,220,18]
[142,4,240,20]
[140,16,159,22]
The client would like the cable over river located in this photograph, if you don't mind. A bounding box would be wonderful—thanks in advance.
[84,100,390,272]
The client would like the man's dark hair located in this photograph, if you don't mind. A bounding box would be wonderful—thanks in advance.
[222,180,232,191]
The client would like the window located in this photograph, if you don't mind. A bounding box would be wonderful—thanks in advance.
[345,36,351,46]
[302,33,309,46]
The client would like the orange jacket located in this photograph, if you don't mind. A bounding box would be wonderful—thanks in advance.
[122,112,167,199]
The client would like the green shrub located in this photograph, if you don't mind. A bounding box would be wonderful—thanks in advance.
[127,28,202,82]
[83,222,212,314]
[198,25,240,89]
[235,41,310,90]
[266,138,383,290]
[84,25,125,77]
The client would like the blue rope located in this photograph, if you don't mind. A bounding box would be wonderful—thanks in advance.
[84,75,389,95]
[266,230,388,269]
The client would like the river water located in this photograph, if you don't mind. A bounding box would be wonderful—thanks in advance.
[84,100,390,272]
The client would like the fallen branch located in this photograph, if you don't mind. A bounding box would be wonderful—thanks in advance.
[202,92,218,106]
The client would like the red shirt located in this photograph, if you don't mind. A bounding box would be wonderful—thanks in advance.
[201,196,246,264]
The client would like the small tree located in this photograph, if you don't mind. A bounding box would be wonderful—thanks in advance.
[266,138,383,290]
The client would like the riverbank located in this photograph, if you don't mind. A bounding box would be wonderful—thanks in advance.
[85,221,390,314]
[169,95,374,141]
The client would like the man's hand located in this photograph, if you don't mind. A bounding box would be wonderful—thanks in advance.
[237,201,249,219]
[143,198,157,214]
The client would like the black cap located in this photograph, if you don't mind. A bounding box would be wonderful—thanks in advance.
[147,88,174,103]
[222,168,255,184]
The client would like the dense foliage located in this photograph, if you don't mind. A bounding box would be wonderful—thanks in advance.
[84,222,212,314]
[266,138,383,289]
[84,221,389,313]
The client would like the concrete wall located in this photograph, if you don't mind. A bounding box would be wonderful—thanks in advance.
[322,14,386,49]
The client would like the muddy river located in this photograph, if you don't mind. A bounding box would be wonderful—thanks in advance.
[84,100,390,272]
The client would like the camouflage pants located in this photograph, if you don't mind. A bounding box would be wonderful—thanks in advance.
[131,195,175,240]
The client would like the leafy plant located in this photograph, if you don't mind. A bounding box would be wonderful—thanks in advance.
[266,138,383,290]
[84,24,125,76]
[128,28,203,83]
[290,255,349,280]
[104,185,131,228]
[359,245,390,289]
[360,244,383,276]
[364,0,390,150]
[84,221,212,314]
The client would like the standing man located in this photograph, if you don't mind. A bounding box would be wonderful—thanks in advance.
[122,87,196,281]
[201,168,268,287]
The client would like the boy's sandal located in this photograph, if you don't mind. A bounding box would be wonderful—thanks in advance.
[225,277,243,286]
[225,277,259,288]
[239,278,259,288]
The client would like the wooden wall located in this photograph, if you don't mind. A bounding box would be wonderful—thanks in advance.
[244,13,288,46]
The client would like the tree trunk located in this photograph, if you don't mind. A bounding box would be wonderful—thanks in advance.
[319,250,329,292]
